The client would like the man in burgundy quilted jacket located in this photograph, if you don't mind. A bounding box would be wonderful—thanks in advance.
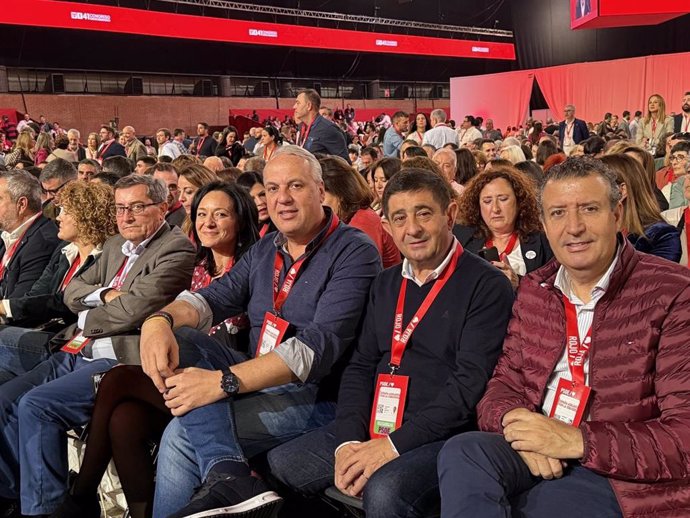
[438,156,690,518]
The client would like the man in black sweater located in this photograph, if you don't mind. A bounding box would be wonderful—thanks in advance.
[268,168,514,517]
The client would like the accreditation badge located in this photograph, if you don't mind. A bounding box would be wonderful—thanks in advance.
[549,378,591,427]
[369,373,409,439]
[256,312,290,357]
[61,332,91,354]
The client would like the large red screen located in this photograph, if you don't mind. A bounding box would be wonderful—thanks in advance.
[0,0,516,61]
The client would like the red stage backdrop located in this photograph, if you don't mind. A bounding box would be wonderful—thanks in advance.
[0,0,515,60]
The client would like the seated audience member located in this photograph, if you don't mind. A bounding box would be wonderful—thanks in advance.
[0,181,116,384]
[620,144,669,211]
[582,135,606,157]
[402,145,428,161]
[399,139,418,160]
[203,156,225,173]
[358,146,378,174]
[96,125,126,161]
[52,181,260,518]
[371,157,403,214]
[134,156,157,175]
[4,132,35,169]
[515,160,544,188]
[147,163,186,228]
[136,146,381,518]
[102,155,133,178]
[90,172,120,187]
[543,153,567,174]
[243,156,266,175]
[39,158,77,220]
[438,156,690,518]
[500,144,527,165]
[600,154,681,262]
[178,164,218,236]
[455,148,479,187]
[236,171,276,237]
[269,168,514,517]
[46,135,78,163]
[77,159,101,182]
[433,148,464,194]
[0,175,195,517]
[536,139,559,167]
[472,149,488,172]
[0,169,60,304]
[655,141,690,210]
[454,165,553,288]
[34,132,54,166]
[422,143,437,159]
[320,156,401,268]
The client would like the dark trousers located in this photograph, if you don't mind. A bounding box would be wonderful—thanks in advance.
[268,421,443,518]
[437,432,622,518]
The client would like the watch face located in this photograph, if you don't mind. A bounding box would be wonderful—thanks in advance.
[222,372,240,395]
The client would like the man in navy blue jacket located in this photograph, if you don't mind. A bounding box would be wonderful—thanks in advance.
[558,105,589,155]
[138,145,381,518]
[268,168,515,518]
[294,89,350,163]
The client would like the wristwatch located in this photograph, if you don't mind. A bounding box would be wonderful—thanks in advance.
[220,368,240,397]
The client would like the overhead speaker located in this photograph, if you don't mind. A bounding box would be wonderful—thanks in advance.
[124,76,143,95]
[44,73,65,93]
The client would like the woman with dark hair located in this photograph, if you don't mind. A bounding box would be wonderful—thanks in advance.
[177,164,218,236]
[454,164,552,288]
[320,157,400,268]
[255,125,282,162]
[52,182,259,518]
[514,160,543,188]
[582,135,606,157]
[215,126,245,166]
[600,154,681,262]
[236,171,276,237]
[408,112,431,145]
[455,147,479,185]
[535,139,559,166]
[371,157,402,212]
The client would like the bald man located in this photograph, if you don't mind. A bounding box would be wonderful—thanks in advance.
[202,156,224,173]
[122,126,148,162]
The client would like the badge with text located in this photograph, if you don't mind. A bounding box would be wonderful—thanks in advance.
[256,312,290,357]
[549,295,593,427]
[369,374,409,438]
[61,332,91,354]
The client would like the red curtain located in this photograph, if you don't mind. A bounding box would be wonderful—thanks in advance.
[644,52,690,116]
[534,56,646,125]
[450,70,535,134]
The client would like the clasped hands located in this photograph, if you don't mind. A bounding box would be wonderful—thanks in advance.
[334,438,399,497]
[502,408,585,480]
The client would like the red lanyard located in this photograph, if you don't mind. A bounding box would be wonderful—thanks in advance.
[110,257,131,291]
[683,207,690,268]
[486,232,518,261]
[417,131,424,142]
[563,295,591,384]
[196,137,206,155]
[0,217,38,278]
[272,214,339,314]
[298,120,316,147]
[60,255,82,291]
[390,243,463,372]
[263,145,275,161]
[259,223,269,238]
[98,140,113,158]
[651,118,657,135]
[565,122,574,140]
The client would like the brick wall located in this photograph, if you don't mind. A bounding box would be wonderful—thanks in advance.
[0,94,448,136]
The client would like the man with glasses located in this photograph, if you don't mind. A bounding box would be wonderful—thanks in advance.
[0,174,196,518]
[558,105,589,155]
[38,158,77,221]
[657,141,690,210]
[656,133,690,205]
[153,165,186,228]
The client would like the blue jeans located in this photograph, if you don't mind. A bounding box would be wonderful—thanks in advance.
[0,351,117,515]
[268,422,443,518]
[437,432,622,518]
[152,328,336,518]
[0,325,53,385]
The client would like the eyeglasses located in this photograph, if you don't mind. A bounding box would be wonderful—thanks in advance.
[115,202,160,216]
[669,154,688,162]
[41,180,70,196]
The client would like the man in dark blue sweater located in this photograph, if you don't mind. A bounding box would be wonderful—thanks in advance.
[268,168,515,517]
[138,146,381,518]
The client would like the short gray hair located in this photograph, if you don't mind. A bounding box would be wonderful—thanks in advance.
[67,128,80,139]
[39,158,77,183]
[431,109,447,123]
[114,174,167,204]
[539,156,621,214]
[0,170,43,213]
[271,146,323,182]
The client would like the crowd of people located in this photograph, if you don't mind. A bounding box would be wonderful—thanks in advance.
[0,87,688,518]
